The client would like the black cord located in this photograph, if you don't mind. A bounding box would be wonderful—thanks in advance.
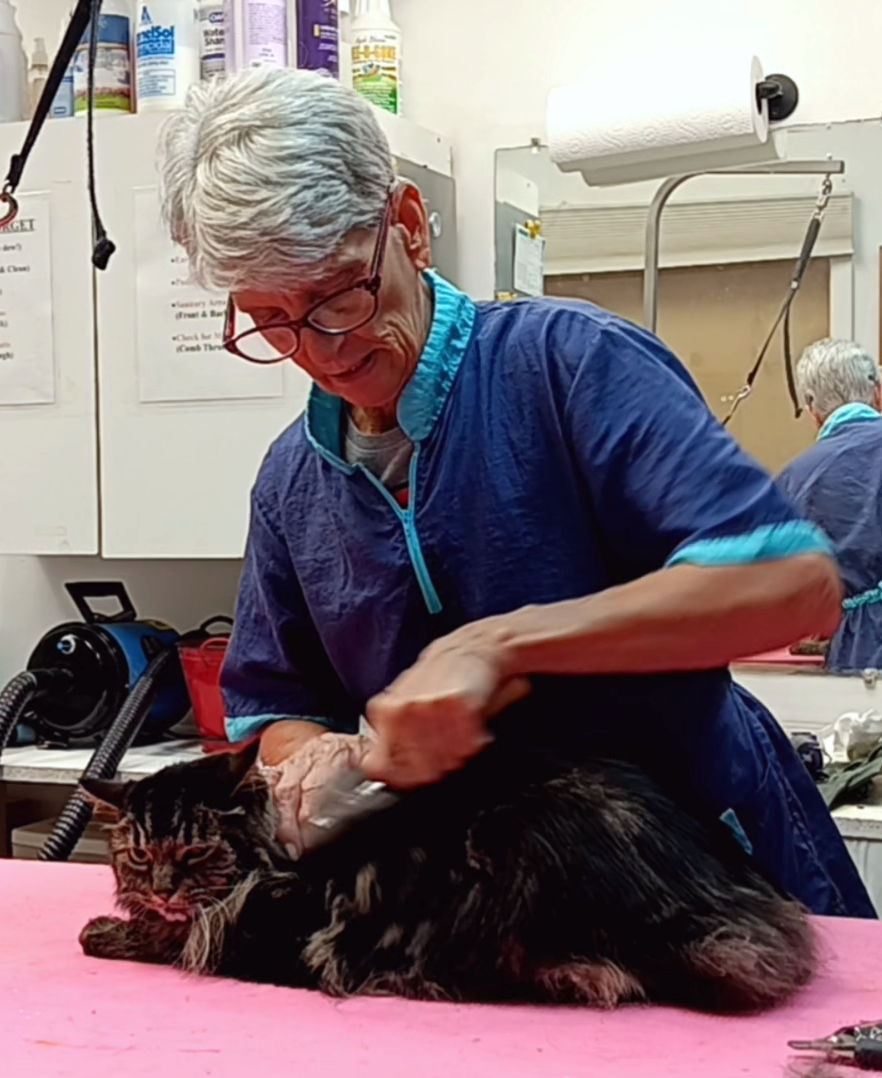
[87,0,115,268]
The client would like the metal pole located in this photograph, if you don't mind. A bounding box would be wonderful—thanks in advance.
[643,175,694,333]
[641,159,846,334]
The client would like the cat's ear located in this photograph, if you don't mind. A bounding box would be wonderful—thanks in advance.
[217,740,262,797]
[79,777,130,822]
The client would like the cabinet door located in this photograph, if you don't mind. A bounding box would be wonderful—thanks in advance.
[0,118,98,554]
[96,114,311,558]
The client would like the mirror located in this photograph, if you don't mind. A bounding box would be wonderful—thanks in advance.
[495,120,882,474]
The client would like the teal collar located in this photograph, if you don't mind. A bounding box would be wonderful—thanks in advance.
[304,271,477,466]
[817,402,881,442]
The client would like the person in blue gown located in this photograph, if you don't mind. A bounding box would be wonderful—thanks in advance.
[778,338,882,673]
[158,68,874,917]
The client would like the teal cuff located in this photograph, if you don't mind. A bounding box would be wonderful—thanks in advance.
[818,402,881,441]
[666,521,834,569]
[843,583,882,611]
[224,713,333,743]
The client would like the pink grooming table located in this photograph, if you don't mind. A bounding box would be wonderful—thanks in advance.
[2,861,882,1078]
[736,646,825,667]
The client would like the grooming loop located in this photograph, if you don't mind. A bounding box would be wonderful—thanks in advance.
[0,186,19,229]
[721,172,834,427]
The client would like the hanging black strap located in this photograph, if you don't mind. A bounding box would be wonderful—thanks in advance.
[1,0,115,269]
[722,176,832,427]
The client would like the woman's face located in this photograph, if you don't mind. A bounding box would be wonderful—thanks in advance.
[233,185,433,413]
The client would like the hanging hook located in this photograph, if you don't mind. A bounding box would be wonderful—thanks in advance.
[0,185,19,229]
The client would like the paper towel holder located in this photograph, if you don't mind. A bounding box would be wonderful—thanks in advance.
[755,74,799,122]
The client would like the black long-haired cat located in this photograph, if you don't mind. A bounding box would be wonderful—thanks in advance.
[79,742,817,1012]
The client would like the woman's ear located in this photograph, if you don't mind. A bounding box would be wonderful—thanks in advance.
[394,183,432,272]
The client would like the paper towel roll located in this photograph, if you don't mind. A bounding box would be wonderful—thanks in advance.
[548,54,782,186]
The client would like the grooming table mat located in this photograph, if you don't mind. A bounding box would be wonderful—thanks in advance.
[2,860,882,1077]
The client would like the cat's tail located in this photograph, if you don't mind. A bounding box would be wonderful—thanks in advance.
[675,895,818,1013]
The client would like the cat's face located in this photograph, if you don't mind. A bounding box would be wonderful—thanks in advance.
[82,744,273,923]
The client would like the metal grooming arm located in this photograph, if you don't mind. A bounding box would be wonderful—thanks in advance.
[643,159,846,332]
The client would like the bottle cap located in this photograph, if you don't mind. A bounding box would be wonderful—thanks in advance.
[32,35,49,67]
[354,0,393,17]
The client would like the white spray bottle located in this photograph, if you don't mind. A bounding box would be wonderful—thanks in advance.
[0,0,26,123]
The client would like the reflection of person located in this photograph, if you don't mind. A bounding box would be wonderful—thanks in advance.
[159,68,873,917]
[778,338,882,672]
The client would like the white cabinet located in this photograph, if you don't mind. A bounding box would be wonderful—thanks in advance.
[0,118,98,555]
[94,113,313,558]
[0,103,454,559]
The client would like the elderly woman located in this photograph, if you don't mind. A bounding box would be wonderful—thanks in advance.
[778,338,882,672]
[159,68,872,917]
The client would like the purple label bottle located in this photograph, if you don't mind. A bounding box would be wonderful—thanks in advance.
[295,0,339,79]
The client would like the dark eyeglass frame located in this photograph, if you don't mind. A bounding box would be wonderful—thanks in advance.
[222,191,395,365]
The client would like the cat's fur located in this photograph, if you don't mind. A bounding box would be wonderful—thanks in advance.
[79,742,817,1012]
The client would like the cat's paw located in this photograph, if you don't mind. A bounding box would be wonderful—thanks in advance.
[79,915,129,959]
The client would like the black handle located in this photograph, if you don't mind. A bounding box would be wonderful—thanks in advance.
[64,581,138,625]
[855,1036,882,1070]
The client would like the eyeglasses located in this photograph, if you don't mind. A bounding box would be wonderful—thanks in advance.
[223,193,394,365]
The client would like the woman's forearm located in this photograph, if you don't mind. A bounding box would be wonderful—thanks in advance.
[490,556,843,678]
[259,719,327,766]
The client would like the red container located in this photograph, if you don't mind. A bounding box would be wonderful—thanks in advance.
[179,637,229,741]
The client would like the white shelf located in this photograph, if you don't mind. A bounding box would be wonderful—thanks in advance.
[834,779,882,841]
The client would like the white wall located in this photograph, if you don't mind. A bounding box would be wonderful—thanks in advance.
[394,0,882,299]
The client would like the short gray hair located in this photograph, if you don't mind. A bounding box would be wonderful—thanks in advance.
[157,68,395,291]
[796,338,880,419]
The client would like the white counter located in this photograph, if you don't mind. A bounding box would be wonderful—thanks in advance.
[2,702,881,910]
[0,740,204,785]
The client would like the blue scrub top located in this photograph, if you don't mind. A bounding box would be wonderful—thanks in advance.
[223,272,874,918]
[778,403,882,673]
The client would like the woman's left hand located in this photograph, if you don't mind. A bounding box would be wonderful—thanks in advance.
[362,625,531,789]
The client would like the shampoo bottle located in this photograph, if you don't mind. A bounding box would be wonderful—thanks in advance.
[350,0,400,115]
[198,0,225,81]
[225,0,288,70]
[136,1,200,111]
[74,0,133,115]
[0,0,26,123]
[293,0,339,78]
[49,4,75,118]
